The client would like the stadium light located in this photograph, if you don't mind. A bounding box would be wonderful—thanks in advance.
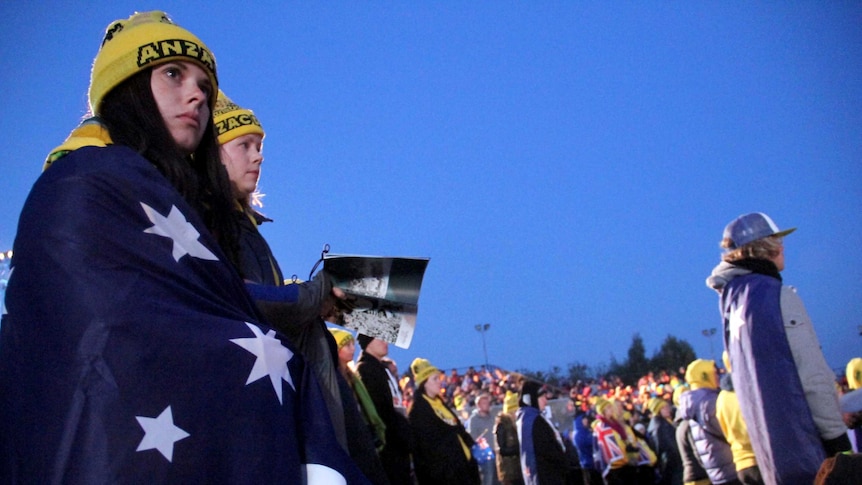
[474,323,491,370]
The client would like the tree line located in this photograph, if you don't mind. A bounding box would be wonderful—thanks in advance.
[517,333,698,388]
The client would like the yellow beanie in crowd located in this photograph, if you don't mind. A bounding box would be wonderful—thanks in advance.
[89,11,218,115]
[503,390,519,414]
[685,359,717,390]
[410,358,439,387]
[213,90,265,145]
[847,358,862,390]
[594,396,612,416]
[647,397,667,416]
[328,328,354,350]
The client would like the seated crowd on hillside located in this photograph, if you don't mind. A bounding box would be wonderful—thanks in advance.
[377,356,861,485]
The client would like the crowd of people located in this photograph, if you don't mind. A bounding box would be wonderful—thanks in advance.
[355,354,861,485]
[0,9,860,485]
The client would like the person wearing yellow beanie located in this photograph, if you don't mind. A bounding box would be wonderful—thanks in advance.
[410,357,440,388]
[494,389,525,484]
[44,10,218,170]
[593,396,613,417]
[219,89,358,465]
[408,358,479,484]
[673,386,710,485]
[327,327,390,482]
[214,90,265,207]
[846,358,862,391]
[684,359,718,390]
[646,397,668,417]
[330,327,355,353]
[592,395,656,484]
[677,359,736,484]
[1,11,372,483]
[646,396,683,485]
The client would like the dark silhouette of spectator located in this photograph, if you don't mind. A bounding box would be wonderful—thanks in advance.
[356,335,414,485]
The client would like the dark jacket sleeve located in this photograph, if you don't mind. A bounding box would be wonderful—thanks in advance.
[248,271,329,338]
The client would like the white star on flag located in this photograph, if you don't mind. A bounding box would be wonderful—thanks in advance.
[304,463,347,485]
[728,303,746,341]
[141,202,218,262]
[231,322,295,404]
[136,405,189,462]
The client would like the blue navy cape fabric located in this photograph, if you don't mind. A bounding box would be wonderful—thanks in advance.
[720,272,824,485]
[516,406,540,485]
[0,146,369,484]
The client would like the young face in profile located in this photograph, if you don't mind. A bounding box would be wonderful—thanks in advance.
[221,133,263,199]
[151,61,212,155]
[424,372,442,398]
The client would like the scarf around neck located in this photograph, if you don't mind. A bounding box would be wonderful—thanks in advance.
[732,258,782,282]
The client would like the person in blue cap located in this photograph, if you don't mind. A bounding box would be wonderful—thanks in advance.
[705,212,850,484]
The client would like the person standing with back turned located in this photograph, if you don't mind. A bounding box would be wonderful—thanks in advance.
[706,212,850,484]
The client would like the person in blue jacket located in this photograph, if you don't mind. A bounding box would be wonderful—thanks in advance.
[677,360,738,485]
[573,412,603,485]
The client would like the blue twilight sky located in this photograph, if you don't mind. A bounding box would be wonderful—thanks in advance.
[1,2,860,376]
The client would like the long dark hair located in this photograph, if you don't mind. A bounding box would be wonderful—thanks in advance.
[99,69,240,267]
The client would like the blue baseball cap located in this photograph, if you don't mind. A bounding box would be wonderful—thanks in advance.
[723,212,796,249]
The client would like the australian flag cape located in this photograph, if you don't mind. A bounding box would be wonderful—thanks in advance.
[515,406,539,485]
[0,146,370,484]
[720,272,824,485]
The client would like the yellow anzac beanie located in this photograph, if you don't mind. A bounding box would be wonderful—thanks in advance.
[410,358,439,387]
[89,11,218,115]
[213,90,265,145]
[328,328,354,350]
[503,390,519,414]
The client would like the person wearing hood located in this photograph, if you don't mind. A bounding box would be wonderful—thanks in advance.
[646,397,683,485]
[706,213,850,484]
[673,387,710,485]
[408,358,479,485]
[515,381,569,485]
[572,412,602,485]
[677,359,738,485]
